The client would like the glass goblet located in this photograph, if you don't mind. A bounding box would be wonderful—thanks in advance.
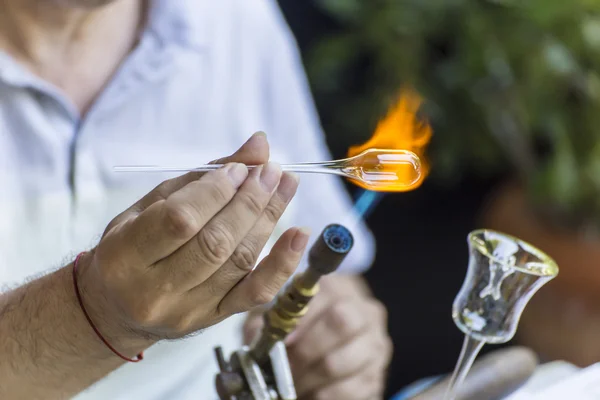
[445,229,559,400]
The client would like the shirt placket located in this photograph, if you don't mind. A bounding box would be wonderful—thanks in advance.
[70,36,178,247]
[0,53,80,267]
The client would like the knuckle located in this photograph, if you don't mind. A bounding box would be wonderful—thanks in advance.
[157,280,175,294]
[171,314,195,334]
[368,299,388,323]
[247,284,276,307]
[206,178,232,204]
[229,242,258,273]
[278,260,297,280]
[263,201,283,224]
[162,201,199,239]
[197,224,234,265]
[326,302,356,333]
[321,354,339,377]
[153,180,172,200]
[238,191,265,216]
[292,344,311,364]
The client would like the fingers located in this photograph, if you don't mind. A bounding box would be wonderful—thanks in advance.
[286,275,363,346]
[202,172,299,297]
[301,364,385,400]
[98,163,248,268]
[413,347,538,400]
[295,332,375,397]
[288,299,380,372]
[216,227,310,314]
[104,132,269,235]
[210,131,269,166]
[146,132,269,210]
[153,162,282,291]
[287,286,392,400]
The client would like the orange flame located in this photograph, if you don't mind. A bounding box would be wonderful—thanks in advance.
[347,88,432,192]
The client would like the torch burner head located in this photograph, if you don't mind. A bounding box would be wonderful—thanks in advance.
[307,224,354,278]
[323,224,353,252]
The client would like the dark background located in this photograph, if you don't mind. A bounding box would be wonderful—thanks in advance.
[277,1,505,396]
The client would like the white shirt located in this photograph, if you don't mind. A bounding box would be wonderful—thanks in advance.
[0,0,375,398]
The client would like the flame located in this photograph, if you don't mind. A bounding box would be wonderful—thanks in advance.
[347,88,432,192]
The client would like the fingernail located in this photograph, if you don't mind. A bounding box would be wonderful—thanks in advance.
[245,131,267,145]
[291,227,311,252]
[226,163,248,188]
[260,162,282,192]
[276,173,299,202]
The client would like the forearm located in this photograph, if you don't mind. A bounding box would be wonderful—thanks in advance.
[0,259,141,399]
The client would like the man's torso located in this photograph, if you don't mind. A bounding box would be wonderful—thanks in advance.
[0,1,375,398]
[0,1,298,398]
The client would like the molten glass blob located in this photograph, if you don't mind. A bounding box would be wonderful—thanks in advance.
[340,148,422,192]
[346,88,432,188]
[113,148,422,192]
[444,230,559,400]
[282,148,422,192]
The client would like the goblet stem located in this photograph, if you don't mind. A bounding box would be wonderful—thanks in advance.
[444,335,485,400]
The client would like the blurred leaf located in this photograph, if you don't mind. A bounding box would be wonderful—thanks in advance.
[303,0,600,225]
[314,0,364,23]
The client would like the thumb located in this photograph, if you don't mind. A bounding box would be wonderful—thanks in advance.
[211,131,270,166]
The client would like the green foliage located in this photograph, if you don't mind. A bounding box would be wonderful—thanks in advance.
[305,0,600,224]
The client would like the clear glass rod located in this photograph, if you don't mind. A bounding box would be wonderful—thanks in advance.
[113,148,423,192]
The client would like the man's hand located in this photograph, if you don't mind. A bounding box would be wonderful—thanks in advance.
[244,274,393,400]
[0,132,312,399]
[79,131,310,352]
[411,346,538,400]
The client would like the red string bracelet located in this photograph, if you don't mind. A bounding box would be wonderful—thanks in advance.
[72,252,144,363]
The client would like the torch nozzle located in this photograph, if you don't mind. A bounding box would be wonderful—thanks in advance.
[249,224,354,365]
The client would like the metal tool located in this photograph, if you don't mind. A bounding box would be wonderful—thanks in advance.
[214,224,354,400]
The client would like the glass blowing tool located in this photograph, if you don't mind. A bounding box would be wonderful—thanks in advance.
[444,230,559,400]
[213,224,354,400]
[113,148,422,192]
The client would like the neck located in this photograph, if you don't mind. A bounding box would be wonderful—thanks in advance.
[0,0,146,114]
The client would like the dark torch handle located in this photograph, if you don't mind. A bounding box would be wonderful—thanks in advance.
[249,224,354,366]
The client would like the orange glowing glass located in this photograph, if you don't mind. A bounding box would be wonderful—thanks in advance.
[347,88,432,191]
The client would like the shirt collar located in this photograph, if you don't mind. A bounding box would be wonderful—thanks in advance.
[146,0,209,51]
[0,0,207,86]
